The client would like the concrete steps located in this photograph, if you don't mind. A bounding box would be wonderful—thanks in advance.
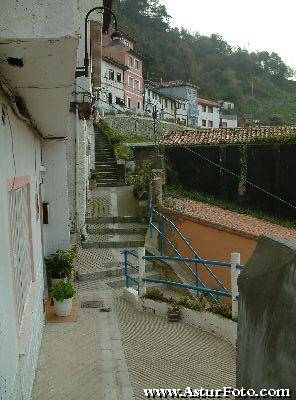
[81,233,145,249]
[87,222,147,235]
[86,216,139,224]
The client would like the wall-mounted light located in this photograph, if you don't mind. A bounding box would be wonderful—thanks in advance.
[76,7,128,78]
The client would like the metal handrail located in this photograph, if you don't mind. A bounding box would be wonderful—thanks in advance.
[149,196,229,294]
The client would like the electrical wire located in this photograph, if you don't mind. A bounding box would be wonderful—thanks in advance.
[75,82,296,212]
[184,146,296,211]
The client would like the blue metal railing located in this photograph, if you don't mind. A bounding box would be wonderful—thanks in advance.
[124,195,245,302]
[124,250,244,299]
[124,250,139,292]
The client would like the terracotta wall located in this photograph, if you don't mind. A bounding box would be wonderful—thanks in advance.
[162,208,258,297]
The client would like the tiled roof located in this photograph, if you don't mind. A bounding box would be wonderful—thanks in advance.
[102,56,128,70]
[157,80,199,90]
[161,126,296,146]
[198,97,220,108]
[164,196,296,239]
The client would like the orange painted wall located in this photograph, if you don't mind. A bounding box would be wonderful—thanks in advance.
[163,209,258,298]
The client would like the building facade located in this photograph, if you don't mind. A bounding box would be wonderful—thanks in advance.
[197,98,220,128]
[0,1,108,398]
[144,84,188,125]
[100,56,127,111]
[102,33,144,112]
[157,81,199,127]
[220,114,238,128]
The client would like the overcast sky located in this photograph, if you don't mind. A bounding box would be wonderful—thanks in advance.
[159,0,296,72]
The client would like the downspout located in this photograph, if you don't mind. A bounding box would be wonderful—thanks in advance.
[75,94,80,235]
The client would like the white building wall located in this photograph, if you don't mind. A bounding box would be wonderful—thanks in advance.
[0,95,44,400]
[198,105,220,128]
[221,116,238,128]
[42,140,71,255]
[101,60,125,111]
[0,0,79,39]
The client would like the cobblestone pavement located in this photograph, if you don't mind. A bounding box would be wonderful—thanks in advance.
[115,298,236,399]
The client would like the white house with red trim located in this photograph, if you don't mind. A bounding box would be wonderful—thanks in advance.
[0,1,106,399]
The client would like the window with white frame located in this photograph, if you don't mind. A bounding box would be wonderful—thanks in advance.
[137,101,141,109]
[117,72,122,82]
[135,59,139,70]
[208,106,213,113]
[134,80,140,91]
[9,185,33,331]
[128,56,133,67]
[208,120,213,127]
[202,105,207,112]
[202,119,206,127]
[128,76,134,88]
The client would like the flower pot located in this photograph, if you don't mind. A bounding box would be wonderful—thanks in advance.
[53,297,73,317]
[168,310,181,322]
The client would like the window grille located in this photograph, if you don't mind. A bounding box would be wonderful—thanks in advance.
[9,185,33,331]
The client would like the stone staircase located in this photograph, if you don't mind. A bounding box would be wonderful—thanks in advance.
[76,186,162,293]
[94,125,125,187]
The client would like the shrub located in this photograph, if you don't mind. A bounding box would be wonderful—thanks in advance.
[45,248,77,279]
[208,302,232,319]
[52,281,75,303]
[115,142,134,161]
[143,288,167,302]
[168,304,181,313]
[176,295,206,312]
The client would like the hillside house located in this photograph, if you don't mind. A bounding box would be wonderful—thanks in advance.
[220,114,238,128]
[144,83,188,124]
[103,32,144,112]
[157,81,199,127]
[218,100,238,128]
[100,56,127,112]
[197,98,220,128]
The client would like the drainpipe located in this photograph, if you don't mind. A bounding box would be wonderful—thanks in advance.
[75,98,80,234]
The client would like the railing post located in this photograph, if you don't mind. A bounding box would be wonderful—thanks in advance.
[124,250,129,288]
[195,257,199,297]
[161,217,165,256]
[231,252,241,320]
[137,247,146,297]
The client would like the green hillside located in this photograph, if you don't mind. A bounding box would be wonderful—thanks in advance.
[114,0,296,125]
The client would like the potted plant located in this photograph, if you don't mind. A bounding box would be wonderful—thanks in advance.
[51,281,75,317]
[45,248,77,286]
[89,169,98,190]
[167,304,181,322]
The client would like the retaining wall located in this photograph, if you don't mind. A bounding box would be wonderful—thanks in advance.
[237,236,296,392]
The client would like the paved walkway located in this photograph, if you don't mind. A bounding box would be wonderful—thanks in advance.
[32,186,236,400]
[115,298,236,399]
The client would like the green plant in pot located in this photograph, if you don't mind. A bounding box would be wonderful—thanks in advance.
[89,169,99,189]
[45,248,77,286]
[51,281,75,317]
[167,303,181,322]
[132,161,153,200]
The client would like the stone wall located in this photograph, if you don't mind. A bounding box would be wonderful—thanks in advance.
[104,114,190,139]
[237,236,296,392]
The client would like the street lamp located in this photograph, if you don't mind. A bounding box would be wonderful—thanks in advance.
[76,6,127,78]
